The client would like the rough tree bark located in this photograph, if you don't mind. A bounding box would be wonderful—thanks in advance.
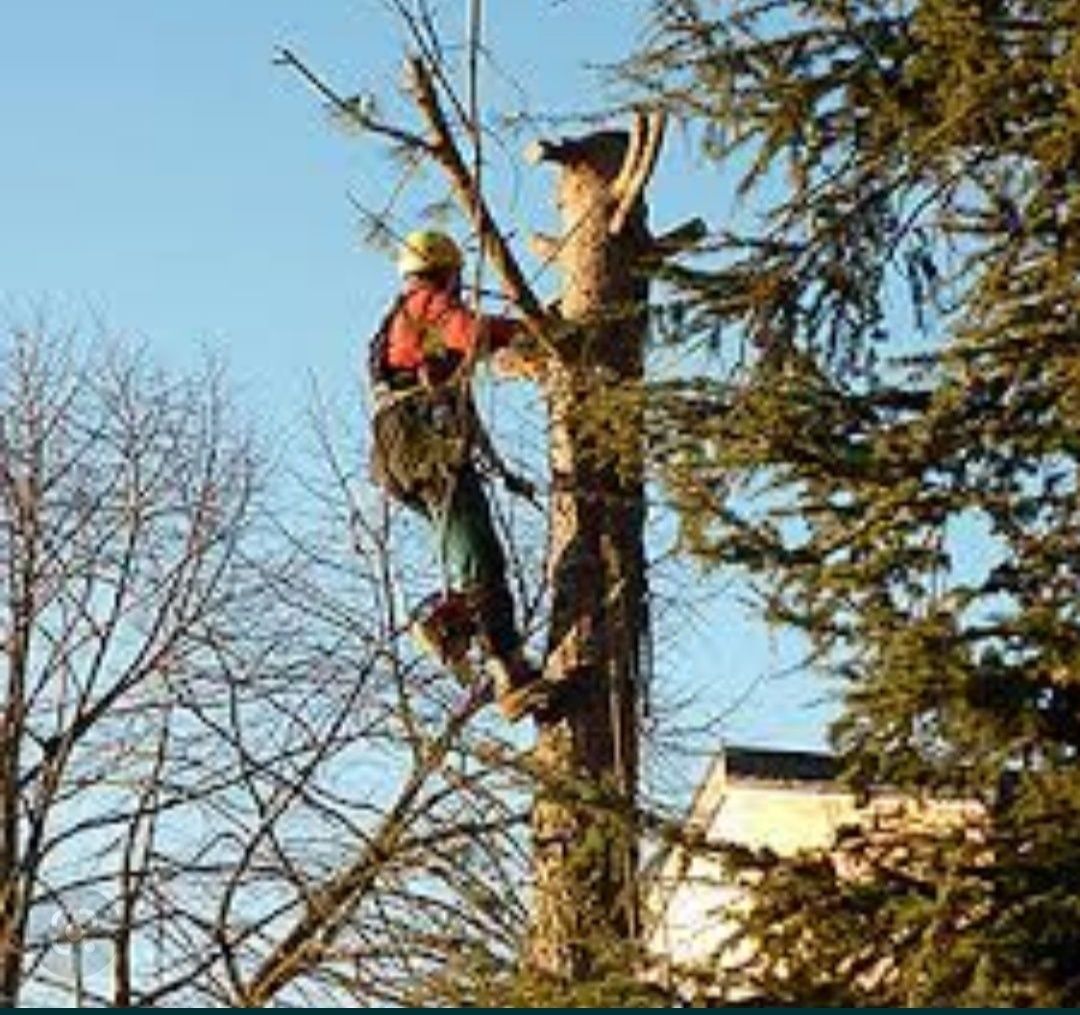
[527,115,665,980]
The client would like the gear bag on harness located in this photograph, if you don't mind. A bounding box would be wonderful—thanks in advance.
[367,295,537,510]
[368,295,480,511]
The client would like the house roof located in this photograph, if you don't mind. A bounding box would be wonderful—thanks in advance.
[684,745,842,836]
[723,745,840,784]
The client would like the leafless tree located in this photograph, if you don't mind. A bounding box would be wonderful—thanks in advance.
[0,318,545,1007]
[0,319,263,1004]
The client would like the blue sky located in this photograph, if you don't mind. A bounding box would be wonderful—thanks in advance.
[1,1,832,756]
[1,2,660,404]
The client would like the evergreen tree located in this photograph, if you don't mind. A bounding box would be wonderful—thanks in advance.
[627,0,1080,1005]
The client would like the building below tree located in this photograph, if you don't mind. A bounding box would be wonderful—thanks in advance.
[645,746,985,1006]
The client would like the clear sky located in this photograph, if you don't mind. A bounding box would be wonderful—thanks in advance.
[1,1,833,761]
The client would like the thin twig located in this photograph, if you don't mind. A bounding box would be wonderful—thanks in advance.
[273,47,435,156]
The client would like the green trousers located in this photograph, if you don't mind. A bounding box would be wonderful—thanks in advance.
[427,465,519,658]
[371,394,520,658]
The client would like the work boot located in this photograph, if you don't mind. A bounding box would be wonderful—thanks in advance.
[488,652,547,723]
[410,591,476,683]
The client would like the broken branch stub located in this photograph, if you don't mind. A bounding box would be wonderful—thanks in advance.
[649,217,709,263]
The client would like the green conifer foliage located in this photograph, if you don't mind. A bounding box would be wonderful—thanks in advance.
[629,0,1080,1004]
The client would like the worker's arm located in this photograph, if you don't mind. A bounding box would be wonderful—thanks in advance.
[436,302,535,379]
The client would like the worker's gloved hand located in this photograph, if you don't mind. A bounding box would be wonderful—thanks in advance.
[491,344,544,382]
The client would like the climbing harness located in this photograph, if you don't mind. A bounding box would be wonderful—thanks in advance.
[367,285,542,619]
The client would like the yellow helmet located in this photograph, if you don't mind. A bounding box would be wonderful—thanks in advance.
[397,229,463,277]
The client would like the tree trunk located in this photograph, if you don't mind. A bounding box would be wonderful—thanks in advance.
[1,424,34,1008]
[529,127,655,980]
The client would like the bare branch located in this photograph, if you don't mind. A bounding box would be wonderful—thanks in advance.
[239,695,488,1006]
[610,110,668,237]
[404,56,549,337]
[273,47,435,156]
[651,217,709,258]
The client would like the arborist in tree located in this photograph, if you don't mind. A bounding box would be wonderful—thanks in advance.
[368,228,546,722]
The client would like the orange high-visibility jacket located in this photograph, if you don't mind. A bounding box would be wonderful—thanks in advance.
[379,280,518,384]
